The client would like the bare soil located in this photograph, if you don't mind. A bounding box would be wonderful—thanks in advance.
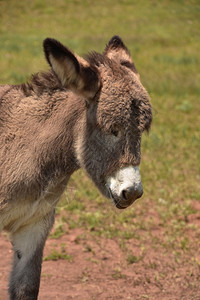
[0,209,200,300]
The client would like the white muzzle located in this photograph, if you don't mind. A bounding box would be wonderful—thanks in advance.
[106,166,143,209]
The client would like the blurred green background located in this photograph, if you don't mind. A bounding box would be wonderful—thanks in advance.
[0,0,199,254]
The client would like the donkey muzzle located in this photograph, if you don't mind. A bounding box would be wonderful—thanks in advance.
[106,166,143,209]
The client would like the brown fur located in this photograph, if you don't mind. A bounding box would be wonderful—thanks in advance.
[0,36,152,299]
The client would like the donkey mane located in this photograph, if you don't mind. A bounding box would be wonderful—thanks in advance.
[19,71,62,97]
[86,51,111,67]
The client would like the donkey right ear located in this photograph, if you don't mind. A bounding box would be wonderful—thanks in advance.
[43,38,100,99]
[104,36,138,74]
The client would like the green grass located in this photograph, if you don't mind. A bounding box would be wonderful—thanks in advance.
[44,244,72,261]
[0,0,199,272]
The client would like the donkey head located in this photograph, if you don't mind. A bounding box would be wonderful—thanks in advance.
[43,36,152,209]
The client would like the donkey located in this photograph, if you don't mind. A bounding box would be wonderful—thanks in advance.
[0,36,152,299]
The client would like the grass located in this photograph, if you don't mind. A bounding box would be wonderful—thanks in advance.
[111,267,127,279]
[0,0,199,281]
[44,244,72,261]
[126,253,141,265]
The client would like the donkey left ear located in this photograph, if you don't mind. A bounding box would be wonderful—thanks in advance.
[43,38,100,99]
[104,36,138,73]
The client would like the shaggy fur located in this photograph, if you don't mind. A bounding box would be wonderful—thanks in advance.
[0,36,152,300]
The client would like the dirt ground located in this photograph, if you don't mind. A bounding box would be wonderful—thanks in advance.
[0,210,200,300]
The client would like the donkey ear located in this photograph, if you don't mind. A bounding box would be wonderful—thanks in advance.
[104,36,138,73]
[43,38,100,99]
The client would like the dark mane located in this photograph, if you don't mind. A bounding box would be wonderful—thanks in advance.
[19,70,62,97]
[85,51,112,68]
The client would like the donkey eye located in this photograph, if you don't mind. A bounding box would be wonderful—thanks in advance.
[111,129,119,137]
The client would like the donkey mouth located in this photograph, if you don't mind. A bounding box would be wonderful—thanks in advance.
[115,202,129,210]
[108,188,132,209]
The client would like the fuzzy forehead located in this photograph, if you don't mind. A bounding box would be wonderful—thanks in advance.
[92,61,152,132]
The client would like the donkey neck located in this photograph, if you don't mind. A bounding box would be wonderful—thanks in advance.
[31,87,86,177]
[17,72,87,180]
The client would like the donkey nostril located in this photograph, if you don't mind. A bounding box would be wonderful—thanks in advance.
[122,189,128,201]
[121,186,143,202]
[121,188,133,201]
